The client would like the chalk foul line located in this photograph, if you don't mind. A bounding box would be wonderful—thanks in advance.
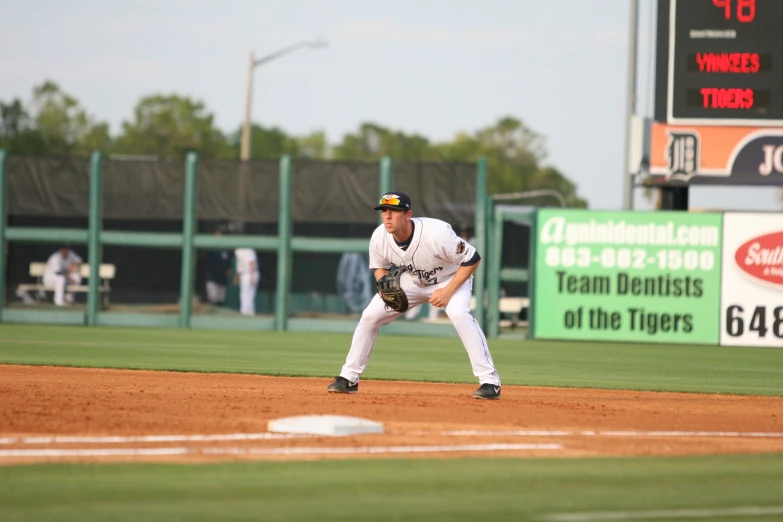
[2,429,782,447]
[0,443,561,458]
[0,433,312,445]
[540,506,783,521]
[436,429,783,438]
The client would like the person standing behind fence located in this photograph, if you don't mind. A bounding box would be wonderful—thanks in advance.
[43,245,82,306]
[234,248,259,316]
[205,228,232,306]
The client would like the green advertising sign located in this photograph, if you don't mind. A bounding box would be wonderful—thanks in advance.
[533,210,723,344]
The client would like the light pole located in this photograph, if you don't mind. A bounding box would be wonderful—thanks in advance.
[622,0,638,210]
[240,39,328,161]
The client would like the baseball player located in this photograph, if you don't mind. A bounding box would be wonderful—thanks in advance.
[233,248,259,316]
[43,245,82,306]
[327,191,502,399]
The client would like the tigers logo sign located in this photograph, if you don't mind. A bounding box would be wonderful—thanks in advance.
[665,130,700,180]
[456,241,466,255]
[650,125,783,183]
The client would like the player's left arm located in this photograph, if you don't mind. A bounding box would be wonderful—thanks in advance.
[429,223,481,308]
[68,252,83,273]
[429,259,480,309]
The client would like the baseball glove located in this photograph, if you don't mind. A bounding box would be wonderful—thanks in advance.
[376,266,409,313]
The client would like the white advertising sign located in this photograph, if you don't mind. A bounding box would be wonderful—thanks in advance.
[721,212,783,347]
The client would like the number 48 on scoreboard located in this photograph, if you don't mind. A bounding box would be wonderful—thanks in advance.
[712,0,756,22]
[657,0,783,125]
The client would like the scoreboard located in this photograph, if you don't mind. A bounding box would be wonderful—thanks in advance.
[655,0,783,126]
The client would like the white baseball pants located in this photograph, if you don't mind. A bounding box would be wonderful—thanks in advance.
[239,272,259,316]
[43,273,81,306]
[339,275,500,386]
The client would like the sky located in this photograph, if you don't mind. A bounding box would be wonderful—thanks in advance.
[0,0,780,211]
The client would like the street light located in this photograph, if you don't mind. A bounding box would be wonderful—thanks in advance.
[240,39,328,161]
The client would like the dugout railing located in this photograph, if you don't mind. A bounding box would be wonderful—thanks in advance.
[0,150,527,338]
[484,203,535,339]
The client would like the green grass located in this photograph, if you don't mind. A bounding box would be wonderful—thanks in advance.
[2,324,782,521]
[1,324,782,395]
[1,454,783,522]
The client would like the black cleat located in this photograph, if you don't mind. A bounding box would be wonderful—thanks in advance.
[327,376,358,394]
[472,383,501,400]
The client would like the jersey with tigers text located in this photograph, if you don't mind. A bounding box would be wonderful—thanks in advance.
[369,217,476,288]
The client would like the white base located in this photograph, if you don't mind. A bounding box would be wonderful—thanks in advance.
[267,414,384,437]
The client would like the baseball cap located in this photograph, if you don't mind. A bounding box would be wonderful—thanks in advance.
[374,192,412,211]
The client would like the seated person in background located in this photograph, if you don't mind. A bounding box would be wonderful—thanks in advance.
[43,245,82,306]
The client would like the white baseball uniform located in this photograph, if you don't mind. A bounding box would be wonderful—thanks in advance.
[338,217,501,386]
[43,249,82,306]
[234,248,259,316]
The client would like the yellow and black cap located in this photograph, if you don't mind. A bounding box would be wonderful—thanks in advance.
[374,192,412,211]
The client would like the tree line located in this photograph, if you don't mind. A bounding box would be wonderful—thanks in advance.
[0,80,587,207]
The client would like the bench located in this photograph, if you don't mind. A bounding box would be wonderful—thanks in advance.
[470,296,530,329]
[16,262,116,308]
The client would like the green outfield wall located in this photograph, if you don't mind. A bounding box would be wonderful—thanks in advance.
[530,209,783,348]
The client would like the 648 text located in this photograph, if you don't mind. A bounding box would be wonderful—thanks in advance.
[724,305,783,338]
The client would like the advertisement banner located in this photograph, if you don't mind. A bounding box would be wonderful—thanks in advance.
[648,124,783,185]
[720,213,783,347]
[533,210,723,344]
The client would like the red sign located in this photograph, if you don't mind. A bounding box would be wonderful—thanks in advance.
[734,231,783,285]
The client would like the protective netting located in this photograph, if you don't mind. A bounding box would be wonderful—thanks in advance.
[7,156,90,217]
[103,158,185,220]
[3,155,478,310]
[197,159,279,222]
[395,161,477,228]
[292,161,378,224]
[6,156,477,225]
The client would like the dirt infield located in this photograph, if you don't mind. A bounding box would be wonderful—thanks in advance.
[1,364,782,464]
